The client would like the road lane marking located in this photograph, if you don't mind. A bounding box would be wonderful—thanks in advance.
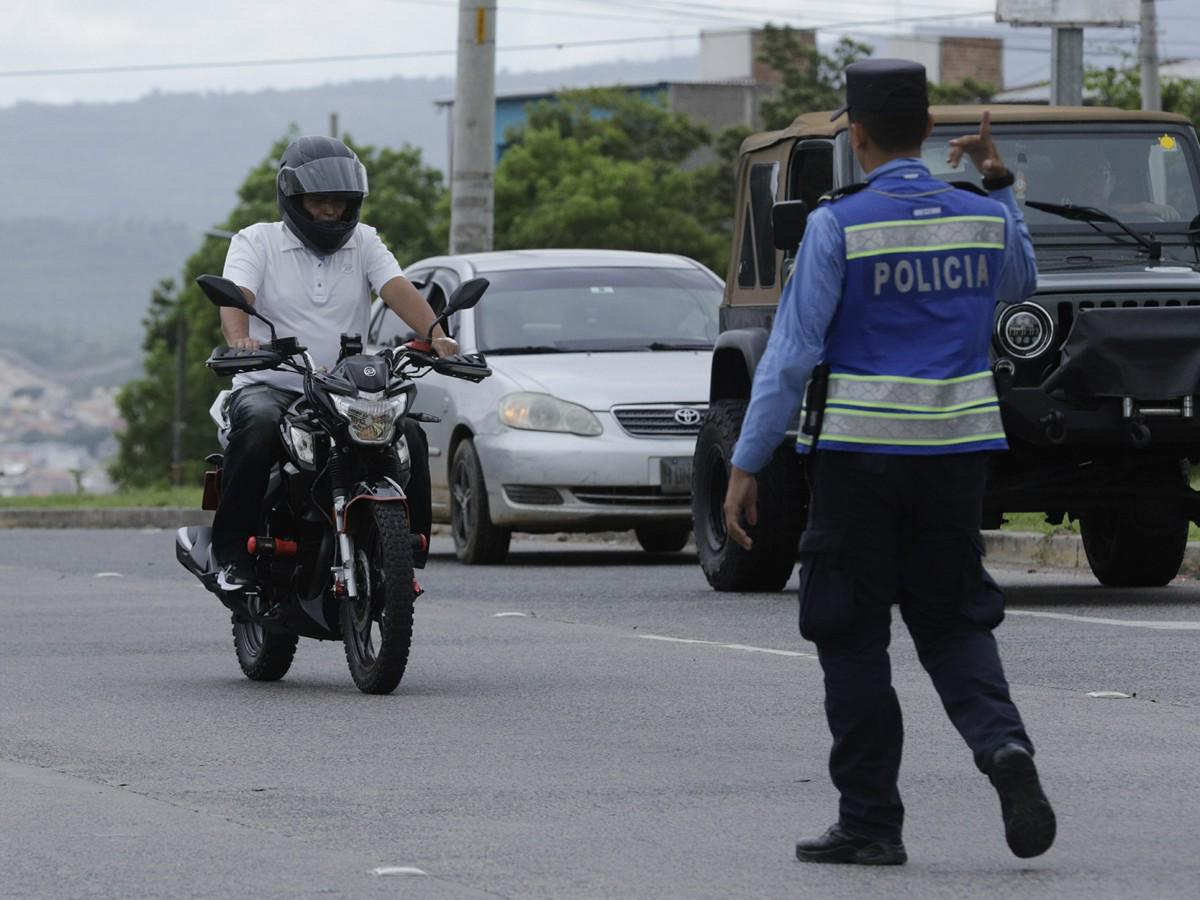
[371,866,426,876]
[94,572,124,578]
[1007,609,1200,631]
[1086,691,1133,699]
[493,611,529,618]
[639,634,817,659]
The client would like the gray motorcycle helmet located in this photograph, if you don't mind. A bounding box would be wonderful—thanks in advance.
[277,136,369,253]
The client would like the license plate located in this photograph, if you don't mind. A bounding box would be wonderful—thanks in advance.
[660,457,693,494]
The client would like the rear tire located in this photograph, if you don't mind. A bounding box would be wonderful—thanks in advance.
[1080,463,1190,587]
[450,439,511,564]
[232,621,298,682]
[635,523,691,553]
[342,503,416,694]
[692,399,805,592]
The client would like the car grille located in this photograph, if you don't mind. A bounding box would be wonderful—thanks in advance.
[612,405,707,438]
[570,486,691,506]
[503,485,564,506]
[1075,299,1200,309]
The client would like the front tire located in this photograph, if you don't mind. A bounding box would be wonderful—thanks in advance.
[450,439,511,564]
[1080,463,1190,587]
[692,399,805,592]
[232,621,298,682]
[342,503,416,694]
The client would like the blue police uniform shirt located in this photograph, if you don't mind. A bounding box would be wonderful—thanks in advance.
[731,157,1038,473]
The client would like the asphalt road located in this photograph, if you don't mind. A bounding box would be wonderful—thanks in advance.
[2,529,1198,899]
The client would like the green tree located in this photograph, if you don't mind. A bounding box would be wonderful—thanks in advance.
[112,135,445,488]
[1086,57,1200,127]
[494,89,728,273]
[756,27,997,129]
[757,29,873,130]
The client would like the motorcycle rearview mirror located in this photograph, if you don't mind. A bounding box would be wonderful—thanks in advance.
[427,277,489,339]
[771,200,808,252]
[196,274,278,343]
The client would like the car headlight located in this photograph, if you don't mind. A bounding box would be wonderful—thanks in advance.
[332,393,409,444]
[499,392,602,436]
[995,303,1054,359]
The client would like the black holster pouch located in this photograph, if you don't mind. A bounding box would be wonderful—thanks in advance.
[802,363,831,441]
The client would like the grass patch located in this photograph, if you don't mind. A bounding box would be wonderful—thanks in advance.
[998,512,1079,536]
[0,487,202,509]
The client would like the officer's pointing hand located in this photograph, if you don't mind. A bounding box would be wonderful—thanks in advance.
[947,109,1008,178]
[724,466,757,551]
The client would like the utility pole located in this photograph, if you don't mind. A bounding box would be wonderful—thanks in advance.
[1140,0,1161,111]
[449,0,496,254]
[329,111,339,139]
[171,312,187,487]
[1050,26,1084,106]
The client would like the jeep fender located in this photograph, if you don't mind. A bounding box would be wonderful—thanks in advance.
[709,327,770,402]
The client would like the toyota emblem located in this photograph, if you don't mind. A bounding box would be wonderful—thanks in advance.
[674,408,702,426]
[363,365,377,376]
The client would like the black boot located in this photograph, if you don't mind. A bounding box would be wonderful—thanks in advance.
[989,743,1056,859]
[795,824,907,865]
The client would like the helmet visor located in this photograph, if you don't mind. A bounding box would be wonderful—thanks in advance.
[279,155,369,197]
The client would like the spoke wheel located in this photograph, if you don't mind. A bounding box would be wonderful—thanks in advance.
[341,503,415,694]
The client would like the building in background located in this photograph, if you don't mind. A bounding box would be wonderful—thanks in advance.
[886,35,1004,88]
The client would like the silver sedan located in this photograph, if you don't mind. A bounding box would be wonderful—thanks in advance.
[367,249,723,564]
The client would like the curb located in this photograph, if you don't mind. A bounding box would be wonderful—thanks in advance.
[3,507,1198,577]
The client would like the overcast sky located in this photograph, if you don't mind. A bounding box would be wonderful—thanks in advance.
[2,0,1196,108]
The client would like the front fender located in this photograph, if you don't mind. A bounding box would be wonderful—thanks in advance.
[709,327,770,402]
[343,482,409,533]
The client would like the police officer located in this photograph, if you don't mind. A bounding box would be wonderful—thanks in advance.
[723,59,1055,865]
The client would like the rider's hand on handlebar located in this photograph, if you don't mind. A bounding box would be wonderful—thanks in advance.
[431,335,459,358]
[230,336,261,350]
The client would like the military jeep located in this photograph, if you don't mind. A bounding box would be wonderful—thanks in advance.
[692,105,1200,591]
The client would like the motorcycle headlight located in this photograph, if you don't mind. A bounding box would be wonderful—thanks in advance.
[332,393,409,445]
[288,425,317,465]
[499,392,602,436]
[996,303,1054,359]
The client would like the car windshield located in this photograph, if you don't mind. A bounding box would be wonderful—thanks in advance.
[473,266,722,353]
[919,127,1200,231]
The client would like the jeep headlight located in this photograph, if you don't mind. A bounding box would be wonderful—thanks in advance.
[332,393,409,445]
[499,392,602,436]
[996,303,1054,359]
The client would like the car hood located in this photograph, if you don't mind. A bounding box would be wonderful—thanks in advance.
[490,350,712,410]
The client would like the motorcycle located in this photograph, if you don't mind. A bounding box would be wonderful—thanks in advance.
[176,273,491,694]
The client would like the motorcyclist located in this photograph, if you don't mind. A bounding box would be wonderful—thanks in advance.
[212,135,456,591]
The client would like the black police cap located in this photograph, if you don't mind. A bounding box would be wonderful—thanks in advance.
[830,58,928,121]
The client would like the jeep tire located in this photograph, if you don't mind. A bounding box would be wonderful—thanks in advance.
[692,399,805,592]
[1079,463,1190,587]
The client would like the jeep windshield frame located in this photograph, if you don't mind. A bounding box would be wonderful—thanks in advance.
[850,121,1200,263]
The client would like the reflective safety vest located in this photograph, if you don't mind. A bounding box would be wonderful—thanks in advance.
[799,167,1009,455]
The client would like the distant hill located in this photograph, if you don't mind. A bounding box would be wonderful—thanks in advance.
[0,55,699,375]
[0,56,698,231]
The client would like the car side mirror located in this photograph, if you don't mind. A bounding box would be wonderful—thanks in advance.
[772,200,808,252]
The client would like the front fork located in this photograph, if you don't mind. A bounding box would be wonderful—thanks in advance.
[331,492,360,600]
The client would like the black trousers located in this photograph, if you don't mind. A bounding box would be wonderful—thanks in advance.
[211,383,432,568]
[797,450,1032,840]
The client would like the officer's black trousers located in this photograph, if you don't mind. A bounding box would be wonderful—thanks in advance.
[797,450,1033,840]
[212,383,432,569]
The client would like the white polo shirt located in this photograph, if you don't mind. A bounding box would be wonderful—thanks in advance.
[222,221,404,391]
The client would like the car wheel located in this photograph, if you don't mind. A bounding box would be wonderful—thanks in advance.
[1080,462,1190,587]
[691,399,805,592]
[450,438,511,565]
[634,523,691,553]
